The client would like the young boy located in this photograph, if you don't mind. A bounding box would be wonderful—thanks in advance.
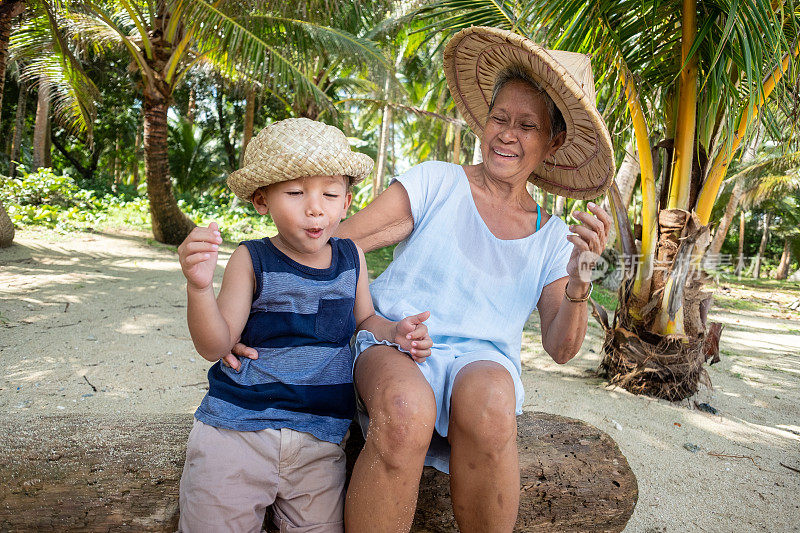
[176,118,432,532]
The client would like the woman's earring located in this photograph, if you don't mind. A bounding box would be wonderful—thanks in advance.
[543,154,557,172]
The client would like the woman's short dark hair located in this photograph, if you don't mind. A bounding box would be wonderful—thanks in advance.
[488,65,567,140]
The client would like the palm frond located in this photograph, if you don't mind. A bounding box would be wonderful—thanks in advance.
[10,5,100,140]
[735,150,800,204]
[170,0,339,113]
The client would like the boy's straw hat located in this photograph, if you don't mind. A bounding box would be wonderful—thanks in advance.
[227,118,374,201]
[443,26,614,200]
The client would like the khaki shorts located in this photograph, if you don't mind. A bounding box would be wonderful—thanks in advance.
[178,419,346,533]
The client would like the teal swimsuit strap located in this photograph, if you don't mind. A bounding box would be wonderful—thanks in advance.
[536,204,541,232]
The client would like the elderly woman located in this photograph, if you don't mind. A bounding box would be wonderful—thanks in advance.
[232,27,614,532]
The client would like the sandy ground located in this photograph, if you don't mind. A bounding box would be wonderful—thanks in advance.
[1,228,799,532]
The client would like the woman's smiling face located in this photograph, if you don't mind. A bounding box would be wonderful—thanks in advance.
[480,79,565,183]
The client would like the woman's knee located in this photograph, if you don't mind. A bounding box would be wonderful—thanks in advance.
[356,347,436,463]
[367,381,436,459]
[450,364,517,452]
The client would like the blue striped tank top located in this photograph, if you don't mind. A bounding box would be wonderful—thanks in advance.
[194,237,359,443]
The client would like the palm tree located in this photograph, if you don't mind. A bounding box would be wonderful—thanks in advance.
[1,0,98,246]
[737,156,800,278]
[51,0,389,244]
[0,0,25,116]
[418,0,799,399]
[1,0,26,247]
[168,116,226,194]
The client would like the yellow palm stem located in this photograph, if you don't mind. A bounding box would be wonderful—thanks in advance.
[655,277,684,334]
[695,39,800,224]
[667,0,698,210]
[620,68,657,304]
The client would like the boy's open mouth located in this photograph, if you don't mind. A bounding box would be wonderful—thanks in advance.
[305,228,323,238]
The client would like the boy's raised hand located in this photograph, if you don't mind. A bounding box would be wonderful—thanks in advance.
[178,222,223,291]
[395,311,433,363]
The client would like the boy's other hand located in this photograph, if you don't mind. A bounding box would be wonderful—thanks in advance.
[178,222,223,291]
[222,343,259,371]
[395,311,432,363]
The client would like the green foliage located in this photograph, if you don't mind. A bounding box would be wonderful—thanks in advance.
[365,244,396,279]
[350,180,375,212]
[169,118,227,193]
[9,0,100,139]
[176,191,278,244]
[592,285,619,311]
[0,167,106,229]
[0,167,278,242]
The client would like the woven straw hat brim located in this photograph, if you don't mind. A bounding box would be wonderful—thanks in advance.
[444,26,614,200]
[227,118,374,202]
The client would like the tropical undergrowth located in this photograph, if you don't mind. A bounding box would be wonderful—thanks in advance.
[0,166,278,243]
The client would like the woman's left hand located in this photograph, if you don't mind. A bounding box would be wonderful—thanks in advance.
[565,201,613,283]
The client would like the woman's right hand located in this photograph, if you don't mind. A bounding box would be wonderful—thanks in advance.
[225,343,259,371]
[177,222,222,291]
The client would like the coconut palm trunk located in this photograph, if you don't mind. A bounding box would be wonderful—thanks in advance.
[752,213,771,279]
[240,89,256,166]
[734,211,746,276]
[33,76,50,170]
[708,178,745,257]
[776,240,791,280]
[708,129,762,257]
[373,101,392,198]
[0,0,25,120]
[132,121,141,189]
[9,82,27,177]
[143,93,195,245]
[616,142,640,208]
[471,135,482,164]
[0,200,13,248]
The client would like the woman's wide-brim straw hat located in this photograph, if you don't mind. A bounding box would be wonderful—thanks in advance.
[227,117,374,201]
[444,26,614,200]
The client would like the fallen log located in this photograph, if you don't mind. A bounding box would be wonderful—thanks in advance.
[0,412,636,532]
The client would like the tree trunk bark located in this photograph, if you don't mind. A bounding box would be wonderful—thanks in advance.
[187,85,196,126]
[0,412,637,532]
[240,88,256,166]
[113,132,121,190]
[132,123,141,190]
[373,100,391,199]
[44,114,52,167]
[616,141,640,208]
[390,117,397,183]
[9,81,27,178]
[708,177,744,257]
[553,195,566,217]
[51,133,93,181]
[709,129,760,258]
[143,93,195,245]
[33,76,51,170]
[0,199,14,247]
[776,239,791,280]
[472,135,482,164]
[452,123,462,164]
[215,87,238,172]
[602,141,639,248]
[734,210,746,276]
[0,0,25,125]
[752,213,771,279]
